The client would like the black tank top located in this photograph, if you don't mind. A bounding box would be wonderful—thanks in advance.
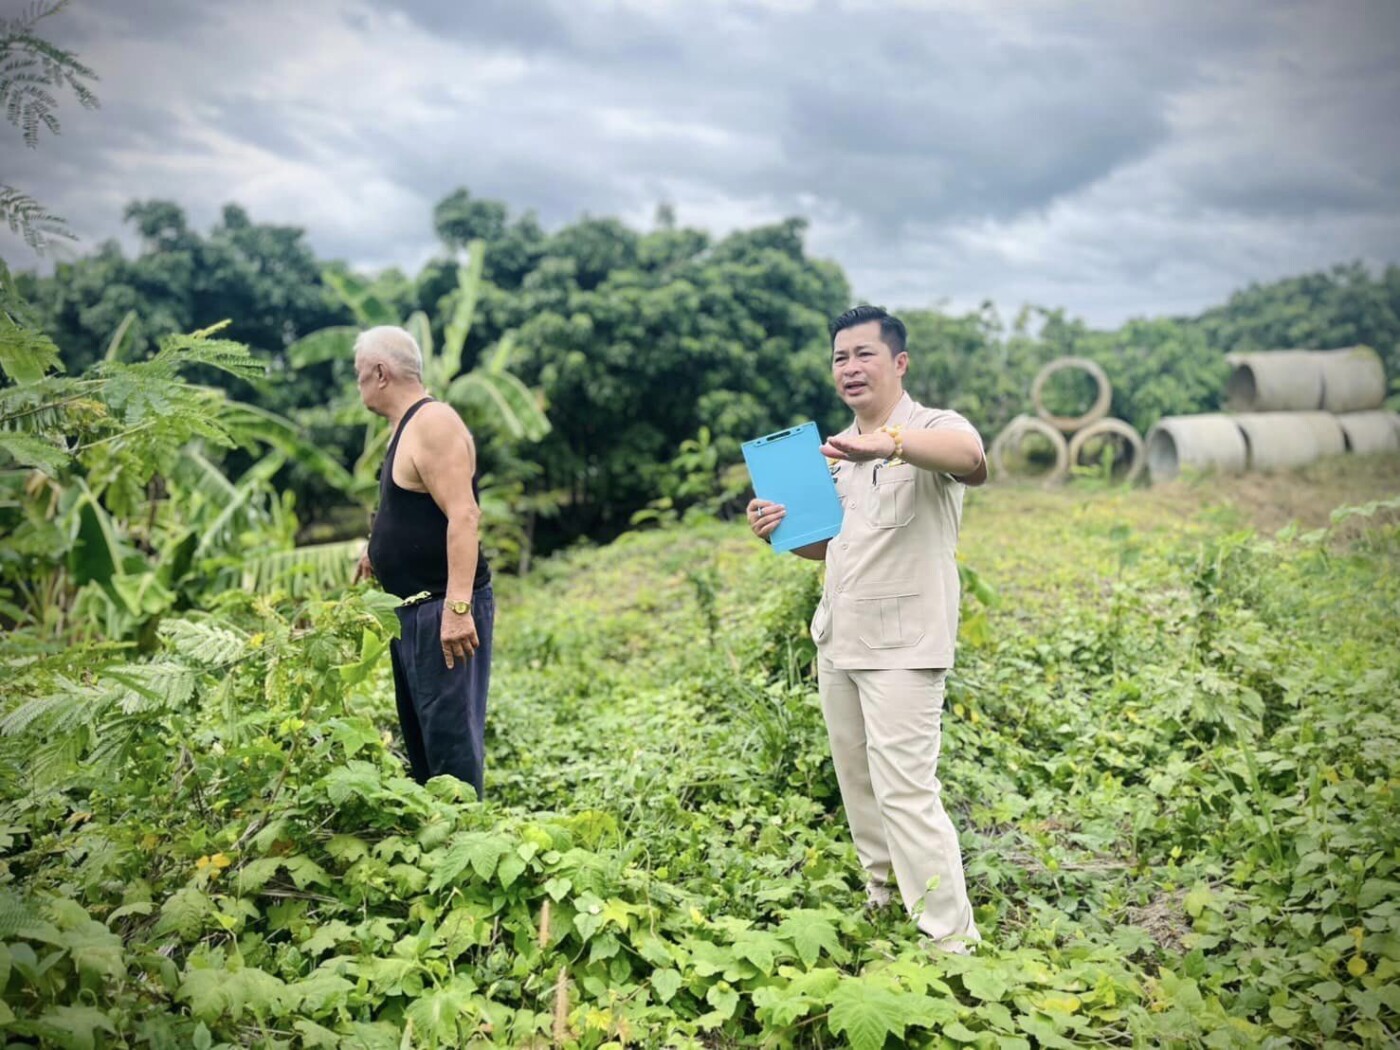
[368,397,491,599]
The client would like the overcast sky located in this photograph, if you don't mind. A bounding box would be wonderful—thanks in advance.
[6,0,1400,325]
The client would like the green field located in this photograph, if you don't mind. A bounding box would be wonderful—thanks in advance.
[3,458,1399,1048]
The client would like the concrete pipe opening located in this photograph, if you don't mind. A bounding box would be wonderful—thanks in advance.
[990,416,1069,484]
[1145,414,1248,484]
[1317,346,1387,413]
[1067,418,1145,484]
[1225,350,1322,412]
[1336,410,1400,454]
[1031,357,1113,433]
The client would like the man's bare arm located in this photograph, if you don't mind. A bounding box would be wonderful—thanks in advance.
[413,405,482,668]
[823,428,986,486]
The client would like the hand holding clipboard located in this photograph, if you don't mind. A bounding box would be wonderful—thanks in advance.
[741,422,843,553]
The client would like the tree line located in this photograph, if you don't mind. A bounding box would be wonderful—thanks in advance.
[13,189,1400,563]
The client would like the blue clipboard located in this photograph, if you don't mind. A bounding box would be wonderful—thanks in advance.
[741,422,843,553]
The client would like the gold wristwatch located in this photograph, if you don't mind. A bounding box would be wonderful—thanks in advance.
[448,599,472,615]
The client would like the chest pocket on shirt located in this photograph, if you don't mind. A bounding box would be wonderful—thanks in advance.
[867,465,916,528]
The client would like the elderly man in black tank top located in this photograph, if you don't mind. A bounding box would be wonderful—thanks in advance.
[352,326,495,798]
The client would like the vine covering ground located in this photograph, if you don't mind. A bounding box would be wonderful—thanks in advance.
[2,457,1399,1048]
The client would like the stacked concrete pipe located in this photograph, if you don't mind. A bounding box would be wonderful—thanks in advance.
[991,358,1146,483]
[989,414,1070,484]
[1148,346,1395,483]
[1226,346,1387,413]
[1146,414,1249,483]
[1336,411,1400,454]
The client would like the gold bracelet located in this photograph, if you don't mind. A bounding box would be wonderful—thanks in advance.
[880,424,904,463]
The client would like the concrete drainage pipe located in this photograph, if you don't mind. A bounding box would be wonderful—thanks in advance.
[1145,414,1248,483]
[1232,412,1343,471]
[1336,410,1400,454]
[1067,418,1146,484]
[1031,357,1113,433]
[989,416,1070,484]
[1226,346,1387,413]
[1317,347,1387,413]
[1225,350,1322,412]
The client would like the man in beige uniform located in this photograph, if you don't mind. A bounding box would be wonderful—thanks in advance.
[749,305,986,950]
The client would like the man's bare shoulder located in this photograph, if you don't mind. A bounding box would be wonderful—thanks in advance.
[412,402,473,447]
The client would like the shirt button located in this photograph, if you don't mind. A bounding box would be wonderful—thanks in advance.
[847,500,856,509]
[841,542,849,549]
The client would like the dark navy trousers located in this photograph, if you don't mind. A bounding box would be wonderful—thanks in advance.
[389,584,494,798]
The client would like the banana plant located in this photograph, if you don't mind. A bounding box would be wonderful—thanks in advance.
[285,239,550,507]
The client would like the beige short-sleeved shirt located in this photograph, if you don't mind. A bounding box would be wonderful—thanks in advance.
[810,392,982,670]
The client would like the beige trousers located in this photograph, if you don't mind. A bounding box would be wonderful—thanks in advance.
[818,661,980,945]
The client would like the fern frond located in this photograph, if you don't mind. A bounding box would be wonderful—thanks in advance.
[159,618,248,666]
[0,429,66,471]
[27,729,84,790]
[157,330,264,382]
[0,674,90,736]
[0,885,37,938]
[0,184,72,251]
[240,540,362,598]
[104,660,197,713]
[0,1,100,147]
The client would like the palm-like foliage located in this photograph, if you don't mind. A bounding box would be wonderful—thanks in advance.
[1,1,99,251]
[287,238,551,506]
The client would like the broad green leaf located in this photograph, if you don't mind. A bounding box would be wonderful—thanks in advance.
[34,1004,117,1050]
[354,955,420,996]
[293,969,355,1012]
[440,240,485,378]
[430,831,510,890]
[406,310,434,365]
[777,909,849,967]
[404,974,479,1043]
[706,980,740,1020]
[962,965,1010,1002]
[283,855,331,889]
[179,966,288,1023]
[327,833,372,862]
[301,921,355,959]
[447,370,550,442]
[320,761,384,805]
[436,905,494,955]
[651,967,682,1003]
[155,886,214,941]
[104,310,138,363]
[68,488,126,588]
[730,929,787,975]
[1358,878,1400,909]
[287,325,359,368]
[826,978,932,1050]
[496,850,528,888]
[235,857,283,895]
[294,1019,343,1049]
[1016,1012,1078,1049]
[753,967,840,1026]
[339,628,389,685]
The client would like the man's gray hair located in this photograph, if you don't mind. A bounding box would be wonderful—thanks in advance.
[354,326,423,381]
